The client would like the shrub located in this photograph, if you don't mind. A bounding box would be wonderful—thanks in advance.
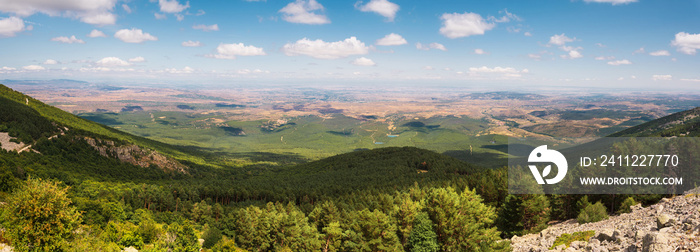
[407,213,439,252]
[5,177,82,251]
[549,230,595,249]
[577,201,608,224]
[617,197,637,214]
[202,226,222,249]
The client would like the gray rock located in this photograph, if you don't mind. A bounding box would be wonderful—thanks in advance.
[554,244,566,251]
[570,240,583,249]
[122,247,138,252]
[630,203,643,213]
[635,230,647,242]
[597,228,616,242]
[656,214,675,229]
[642,233,670,252]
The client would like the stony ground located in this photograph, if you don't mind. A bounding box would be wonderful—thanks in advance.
[511,191,700,252]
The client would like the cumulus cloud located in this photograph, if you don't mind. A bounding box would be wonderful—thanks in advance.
[416,42,446,51]
[528,53,541,60]
[154,13,167,20]
[548,33,575,46]
[182,40,202,47]
[23,65,45,71]
[607,59,631,65]
[652,74,672,81]
[584,0,637,5]
[671,32,700,55]
[439,12,495,38]
[279,0,330,25]
[128,56,145,63]
[43,59,58,65]
[468,66,529,78]
[165,66,194,74]
[87,29,106,38]
[207,43,266,59]
[376,33,407,46]
[114,28,158,43]
[96,57,131,67]
[282,37,369,59]
[193,24,219,31]
[355,0,399,22]
[0,0,118,25]
[51,35,85,44]
[633,47,646,54]
[0,16,27,37]
[524,32,532,37]
[350,57,376,66]
[474,48,487,55]
[159,0,189,13]
[649,50,670,56]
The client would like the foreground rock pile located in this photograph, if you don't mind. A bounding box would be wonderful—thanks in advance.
[511,193,700,252]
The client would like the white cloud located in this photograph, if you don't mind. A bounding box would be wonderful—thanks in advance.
[680,78,700,82]
[182,40,202,47]
[633,47,645,54]
[355,0,399,22]
[416,42,446,51]
[565,50,583,59]
[193,24,219,31]
[595,43,606,47]
[607,59,631,65]
[595,56,615,60]
[488,9,521,23]
[584,0,637,5]
[159,0,189,13]
[23,65,45,71]
[279,0,330,25]
[528,53,541,60]
[128,56,145,63]
[350,57,376,66]
[175,13,184,21]
[0,66,17,71]
[154,13,167,20]
[0,0,118,25]
[468,66,529,78]
[422,66,434,70]
[652,74,672,81]
[0,16,26,37]
[439,12,495,38]
[195,10,205,16]
[122,4,131,13]
[474,48,487,55]
[671,32,700,55]
[114,28,158,43]
[51,35,85,44]
[80,12,116,25]
[87,29,106,38]
[282,37,369,59]
[96,57,131,67]
[207,43,266,59]
[43,59,58,65]
[548,33,575,46]
[649,50,670,56]
[376,33,406,46]
[165,66,194,74]
[524,32,532,37]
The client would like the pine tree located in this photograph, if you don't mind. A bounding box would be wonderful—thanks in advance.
[407,213,439,252]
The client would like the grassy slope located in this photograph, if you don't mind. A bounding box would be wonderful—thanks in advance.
[0,84,210,167]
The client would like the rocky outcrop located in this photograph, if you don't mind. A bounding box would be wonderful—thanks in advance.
[511,192,700,251]
[84,137,188,174]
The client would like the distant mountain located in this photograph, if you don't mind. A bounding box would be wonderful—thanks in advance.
[608,107,700,137]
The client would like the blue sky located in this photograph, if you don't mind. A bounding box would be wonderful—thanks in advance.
[0,0,699,89]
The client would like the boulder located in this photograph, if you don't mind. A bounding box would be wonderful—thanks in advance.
[656,214,675,229]
[642,233,670,252]
[596,228,617,242]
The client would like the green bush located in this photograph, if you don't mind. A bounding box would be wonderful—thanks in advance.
[5,177,82,251]
[407,213,439,252]
[577,201,608,224]
[617,197,637,214]
[202,226,222,249]
[549,230,595,249]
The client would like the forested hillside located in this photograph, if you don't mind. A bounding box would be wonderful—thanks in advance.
[0,85,512,251]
